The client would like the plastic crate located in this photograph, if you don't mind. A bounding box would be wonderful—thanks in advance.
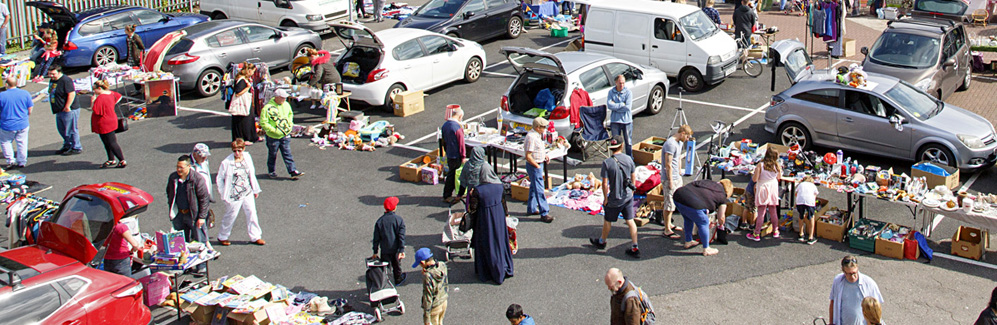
[847,218,885,252]
[550,27,568,37]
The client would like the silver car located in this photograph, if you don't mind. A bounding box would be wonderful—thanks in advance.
[160,20,322,96]
[860,19,971,101]
[766,39,997,170]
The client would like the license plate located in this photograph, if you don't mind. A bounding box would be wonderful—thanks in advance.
[724,65,735,76]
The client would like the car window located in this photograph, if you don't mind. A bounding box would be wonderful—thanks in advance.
[654,18,683,42]
[79,20,104,36]
[485,0,506,9]
[461,0,486,15]
[239,25,277,43]
[679,10,717,41]
[942,31,956,61]
[868,32,939,69]
[0,284,64,324]
[792,89,839,107]
[884,81,938,119]
[953,26,966,50]
[605,63,636,82]
[414,0,466,18]
[206,29,244,48]
[393,39,426,60]
[845,90,894,118]
[133,9,164,25]
[421,36,451,55]
[58,278,88,297]
[915,0,968,16]
[101,13,136,33]
[579,67,612,92]
[50,193,115,246]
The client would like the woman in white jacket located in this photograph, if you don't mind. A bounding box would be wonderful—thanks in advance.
[216,139,264,246]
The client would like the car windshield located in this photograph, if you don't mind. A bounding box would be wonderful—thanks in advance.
[915,0,968,15]
[868,32,940,69]
[679,11,718,41]
[414,0,465,18]
[883,81,940,119]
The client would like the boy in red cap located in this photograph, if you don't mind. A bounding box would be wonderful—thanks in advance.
[372,196,407,284]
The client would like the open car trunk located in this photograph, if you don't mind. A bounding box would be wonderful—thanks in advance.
[508,73,567,115]
[336,46,383,85]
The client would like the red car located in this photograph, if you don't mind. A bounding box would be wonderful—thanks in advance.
[0,182,154,324]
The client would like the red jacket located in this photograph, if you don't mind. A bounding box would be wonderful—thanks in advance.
[91,91,122,134]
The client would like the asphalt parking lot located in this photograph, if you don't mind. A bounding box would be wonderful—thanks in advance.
[4,4,997,324]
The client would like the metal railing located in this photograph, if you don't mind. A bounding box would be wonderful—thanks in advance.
[4,0,199,51]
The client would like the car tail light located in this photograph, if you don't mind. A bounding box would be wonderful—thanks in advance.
[549,106,569,120]
[367,68,388,83]
[770,95,784,107]
[63,42,78,51]
[500,95,509,111]
[111,281,143,299]
[167,53,200,65]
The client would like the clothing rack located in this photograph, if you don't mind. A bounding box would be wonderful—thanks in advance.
[5,192,60,249]
[805,0,845,63]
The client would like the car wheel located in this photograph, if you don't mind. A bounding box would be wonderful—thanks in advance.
[294,43,314,59]
[93,46,118,67]
[383,83,406,111]
[679,68,704,92]
[778,122,812,150]
[918,144,957,168]
[280,20,297,27]
[958,66,971,91]
[196,69,223,97]
[464,57,482,83]
[211,11,227,20]
[644,84,665,115]
[506,16,523,39]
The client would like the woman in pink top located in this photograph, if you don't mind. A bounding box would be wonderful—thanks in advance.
[747,148,782,241]
[103,217,141,277]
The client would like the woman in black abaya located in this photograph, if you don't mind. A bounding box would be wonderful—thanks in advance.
[464,147,514,284]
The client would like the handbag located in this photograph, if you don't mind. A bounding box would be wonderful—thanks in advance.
[114,97,128,133]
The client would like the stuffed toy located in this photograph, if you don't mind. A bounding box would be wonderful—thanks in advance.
[835,66,849,84]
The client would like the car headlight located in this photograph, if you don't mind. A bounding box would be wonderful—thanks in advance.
[958,134,986,149]
[708,55,721,65]
[306,14,323,21]
[914,77,935,91]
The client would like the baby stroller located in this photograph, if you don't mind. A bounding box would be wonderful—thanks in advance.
[785,0,807,16]
[442,207,473,261]
[364,258,405,322]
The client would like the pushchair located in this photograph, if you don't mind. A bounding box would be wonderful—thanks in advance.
[442,207,473,261]
[364,258,405,322]
[784,0,807,16]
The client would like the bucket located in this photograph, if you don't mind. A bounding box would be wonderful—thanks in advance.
[445,104,461,120]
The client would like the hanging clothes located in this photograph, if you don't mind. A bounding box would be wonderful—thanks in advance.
[568,87,592,129]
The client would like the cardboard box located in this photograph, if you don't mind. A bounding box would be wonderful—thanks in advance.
[912,161,960,191]
[842,38,856,57]
[228,301,287,325]
[951,226,988,260]
[725,187,746,217]
[815,209,851,242]
[792,198,830,233]
[632,142,662,166]
[640,136,668,146]
[875,224,911,260]
[757,143,790,157]
[399,149,439,182]
[510,179,550,202]
[180,301,216,324]
[748,45,768,59]
[393,90,425,117]
[646,184,663,202]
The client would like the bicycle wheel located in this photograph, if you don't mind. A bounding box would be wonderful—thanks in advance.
[743,58,763,77]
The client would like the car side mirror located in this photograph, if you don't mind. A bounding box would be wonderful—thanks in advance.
[889,115,906,131]
[448,43,458,51]
[860,47,868,56]
[632,70,643,80]
[943,58,956,68]
[160,16,170,23]
[463,11,475,19]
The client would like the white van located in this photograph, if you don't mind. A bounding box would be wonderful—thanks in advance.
[200,0,349,32]
[578,0,739,92]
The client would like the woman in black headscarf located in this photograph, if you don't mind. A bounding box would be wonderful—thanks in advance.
[464,147,514,284]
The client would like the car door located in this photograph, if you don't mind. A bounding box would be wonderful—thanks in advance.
[948,26,970,93]
[455,0,487,40]
[259,0,290,26]
[648,17,687,76]
[95,12,137,56]
[420,35,462,86]
[604,62,648,112]
[238,25,287,67]
[205,28,252,68]
[391,38,434,90]
[131,9,172,46]
[938,30,960,97]
[787,88,840,145]
[483,0,512,39]
[611,12,651,67]
[0,283,83,324]
[837,90,912,157]
[576,65,615,126]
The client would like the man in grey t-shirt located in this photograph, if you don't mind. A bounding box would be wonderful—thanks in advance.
[660,125,693,239]
[589,136,640,258]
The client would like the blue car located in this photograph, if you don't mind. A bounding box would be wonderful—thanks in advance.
[27,1,208,67]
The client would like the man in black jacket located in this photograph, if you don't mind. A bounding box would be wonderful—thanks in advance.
[733,0,757,49]
[167,155,211,245]
[372,196,407,284]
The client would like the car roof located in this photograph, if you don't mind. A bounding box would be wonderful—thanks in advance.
[575,0,701,17]
[181,20,261,39]
[794,71,900,94]
[554,51,615,73]
[887,19,956,35]
[77,5,141,22]
[375,28,446,47]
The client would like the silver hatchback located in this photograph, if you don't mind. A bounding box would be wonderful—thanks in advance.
[765,39,997,170]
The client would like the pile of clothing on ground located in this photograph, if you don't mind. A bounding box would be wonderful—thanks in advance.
[546,173,605,215]
[300,120,405,151]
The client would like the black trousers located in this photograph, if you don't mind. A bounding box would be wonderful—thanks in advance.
[355,0,366,16]
[99,132,124,161]
[231,114,258,142]
[379,251,403,284]
[443,159,465,199]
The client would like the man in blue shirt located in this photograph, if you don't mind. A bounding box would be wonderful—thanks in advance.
[829,255,883,325]
[0,76,33,169]
[606,75,633,157]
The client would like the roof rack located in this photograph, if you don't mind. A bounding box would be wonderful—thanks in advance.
[887,18,955,33]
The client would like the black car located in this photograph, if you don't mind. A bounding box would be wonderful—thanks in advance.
[394,0,524,42]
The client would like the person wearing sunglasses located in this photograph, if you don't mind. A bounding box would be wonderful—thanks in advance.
[829,256,883,325]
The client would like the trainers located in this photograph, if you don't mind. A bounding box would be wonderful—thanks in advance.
[625,247,641,259]
[395,273,407,285]
[55,148,69,155]
[746,233,761,242]
[541,215,554,223]
[309,104,316,110]
[267,172,278,178]
[290,170,304,179]
[798,235,807,242]
[66,149,82,155]
[808,238,818,245]
[773,232,781,239]
[589,238,607,249]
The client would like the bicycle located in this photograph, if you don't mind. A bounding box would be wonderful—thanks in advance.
[736,29,778,77]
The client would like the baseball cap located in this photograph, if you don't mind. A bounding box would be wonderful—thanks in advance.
[193,143,210,157]
[274,89,289,98]
[412,247,433,268]
[608,135,625,149]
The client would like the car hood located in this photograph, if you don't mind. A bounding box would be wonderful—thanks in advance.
[862,60,934,84]
[922,103,995,138]
[394,15,449,32]
[696,30,737,57]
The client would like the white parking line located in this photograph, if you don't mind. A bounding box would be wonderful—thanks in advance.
[482,37,576,71]
[667,96,756,112]
[402,107,500,146]
[178,106,230,116]
[694,102,770,151]
[958,171,981,192]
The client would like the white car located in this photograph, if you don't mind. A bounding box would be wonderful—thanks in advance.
[330,22,487,108]
[499,47,669,137]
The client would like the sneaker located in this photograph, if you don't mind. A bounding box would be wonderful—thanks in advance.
[541,215,554,223]
[808,238,818,245]
[64,149,82,156]
[798,235,807,242]
[625,247,641,259]
[267,172,278,178]
[773,232,781,239]
[395,273,407,285]
[746,233,761,242]
[309,104,317,110]
[55,148,69,155]
[290,170,304,179]
[703,247,719,256]
[589,238,607,249]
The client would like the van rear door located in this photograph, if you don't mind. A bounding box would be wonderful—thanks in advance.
[582,7,615,56]
[648,16,687,76]
[611,11,651,66]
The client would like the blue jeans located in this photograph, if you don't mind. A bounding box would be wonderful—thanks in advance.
[526,163,549,217]
[55,109,82,150]
[103,257,132,277]
[266,136,297,174]
[0,127,29,166]
[675,201,712,248]
[610,122,632,157]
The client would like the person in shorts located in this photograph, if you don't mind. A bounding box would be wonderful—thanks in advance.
[589,135,640,258]
[661,125,693,239]
[795,175,820,245]
[741,179,757,229]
